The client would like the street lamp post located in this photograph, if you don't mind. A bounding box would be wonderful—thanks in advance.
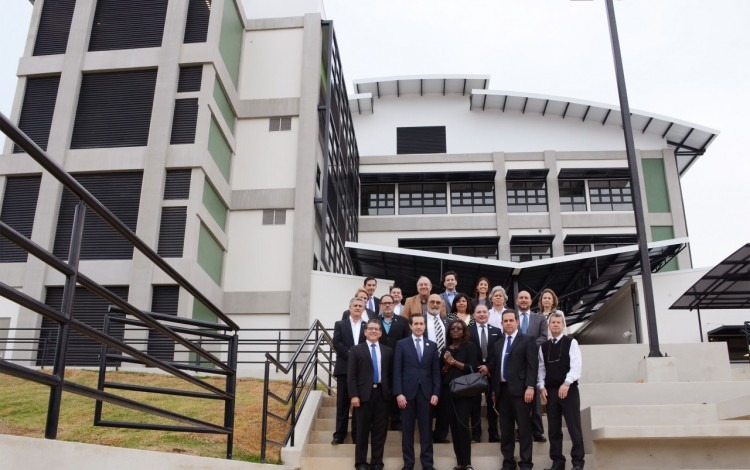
[576,0,663,357]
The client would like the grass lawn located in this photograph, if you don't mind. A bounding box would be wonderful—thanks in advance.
[0,369,294,463]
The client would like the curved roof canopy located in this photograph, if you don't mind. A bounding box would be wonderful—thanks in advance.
[349,75,719,175]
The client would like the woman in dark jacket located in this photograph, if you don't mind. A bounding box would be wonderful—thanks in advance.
[441,319,479,470]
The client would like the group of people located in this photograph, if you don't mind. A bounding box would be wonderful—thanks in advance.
[333,274,584,470]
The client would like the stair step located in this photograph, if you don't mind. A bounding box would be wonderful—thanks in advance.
[300,453,596,470]
[308,430,572,446]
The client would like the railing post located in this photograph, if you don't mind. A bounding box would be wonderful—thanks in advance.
[260,358,271,463]
[290,361,297,448]
[45,201,85,439]
[224,333,239,459]
[94,313,111,424]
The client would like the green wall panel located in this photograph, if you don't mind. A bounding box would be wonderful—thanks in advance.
[651,225,678,271]
[198,222,223,284]
[643,158,671,213]
[213,77,235,135]
[208,115,231,181]
[219,0,243,88]
[202,179,227,230]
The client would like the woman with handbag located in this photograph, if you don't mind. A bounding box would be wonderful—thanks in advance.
[441,319,479,470]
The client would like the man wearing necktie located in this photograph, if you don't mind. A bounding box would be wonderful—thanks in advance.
[489,309,539,470]
[469,304,502,442]
[425,293,450,443]
[364,277,380,314]
[516,290,549,443]
[348,319,393,470]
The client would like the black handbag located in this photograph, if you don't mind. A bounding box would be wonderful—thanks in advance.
[449,367,488,398]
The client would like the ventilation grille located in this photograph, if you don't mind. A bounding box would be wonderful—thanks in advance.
[38,286,129,367]
[164,170,191,199]
[89,0,168,51]
[147,285,179,362]
[171,99,199,144]
[157,207,187,258]
[33,0,76,56]
[53,172,143,260]
[178,66,203,92]
[71,70,157,149]
[396,126,447,155]
[184,0,212,44]
[0,175,42,262]
[13,75,60,153]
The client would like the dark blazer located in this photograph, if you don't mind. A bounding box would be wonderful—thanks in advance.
[347,342,393,401]
[488,331,539,397]
[377,315,411,351]
[341,308,376,321]
[519,311,549,346]
[367,296,381,314]
[469,322,503,364]
[440,291,464,315]
[333,318,366,376]
[393,336,441,400]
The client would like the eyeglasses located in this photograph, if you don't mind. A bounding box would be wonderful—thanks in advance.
[380,301,394,306]
[428,301,442,305]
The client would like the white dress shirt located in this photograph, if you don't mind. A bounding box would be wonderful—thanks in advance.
[350,318,363,345]
[537,334,582,389]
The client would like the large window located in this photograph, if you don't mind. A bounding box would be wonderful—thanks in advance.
[510,237,553,262]
[400,237,499,260]
[589,179,632,211]
[361,184,395,215]
[450,182,495,214]
[361,181,494,216]
[507,180,548,213]
[559,180,587,212]
[399,183,447,215]
[563,235,637,255]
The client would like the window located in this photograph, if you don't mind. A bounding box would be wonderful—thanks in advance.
[564,235,636,255]
[71,70,157,149]
[559,180,587,212]
[507,180,548,213]
[89,0,168,51]
[399,237,499,260]
[269,117,292,132]
[399,183,447,215]
[510,244,552,262]
[452,246,499,260]
[262,209,286,225]
[450,182,495,214]
[397,126,446,154]
[589,180,632,211]
[361,184,395,215]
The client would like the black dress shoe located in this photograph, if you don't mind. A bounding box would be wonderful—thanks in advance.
[355,465,369,470]
[330,438,343,445]
[391,423,403,431]
[534,434,548,443]
[433,437,450,443]
[489,435,501,442]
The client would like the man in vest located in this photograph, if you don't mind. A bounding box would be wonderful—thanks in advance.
[537,312,584,470]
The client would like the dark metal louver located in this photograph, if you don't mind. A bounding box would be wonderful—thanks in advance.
[396,126,447,154]
[0,175,42,262]
[38,286,128,367]
[147,285,179,362]
[164,170,191,199]
[184,0,212,44]
[157,207,187,258]
[33,0,76,56]
[13,76,61,153]
[53,172,143,260]
[171,99,199,144]
[71,70,157,149]
[89,0,168,51]
[178,66,203,92]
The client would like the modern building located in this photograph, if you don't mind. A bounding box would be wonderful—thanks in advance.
[0,0,359,366]
[0,0,735,369]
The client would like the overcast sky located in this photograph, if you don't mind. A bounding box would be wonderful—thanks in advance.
[2,0,748,268]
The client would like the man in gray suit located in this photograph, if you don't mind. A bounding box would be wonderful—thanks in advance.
[439,271,461,313]
[516,290,548,442]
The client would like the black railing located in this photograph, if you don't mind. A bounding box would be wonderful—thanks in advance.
[0,112,239,458]
[259,320,336,463]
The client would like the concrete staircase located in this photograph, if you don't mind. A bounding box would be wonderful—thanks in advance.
[296,395,594,470]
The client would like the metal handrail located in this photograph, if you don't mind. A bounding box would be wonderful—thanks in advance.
[259,320,335,462]
[0,111,239,458]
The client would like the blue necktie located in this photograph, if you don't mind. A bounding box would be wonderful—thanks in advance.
[415,338,422,361]
[502,335,513,381]
[521,314,528,334]
[371,344,379,383]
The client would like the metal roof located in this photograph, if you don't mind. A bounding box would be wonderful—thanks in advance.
[348,75,719,175]
[347,238,687,325]
[671,243,750,310]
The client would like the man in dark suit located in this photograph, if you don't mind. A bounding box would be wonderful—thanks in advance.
[348,318,394,470]
[332,297,367,445]
[424,293,450,443]
[393,313,441,470]
[516,290,548,442]
[376,294,411,431]
[489,309,539,470]
[469,303,502,442]
[364,277,380,313]
[439,271,462,314]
